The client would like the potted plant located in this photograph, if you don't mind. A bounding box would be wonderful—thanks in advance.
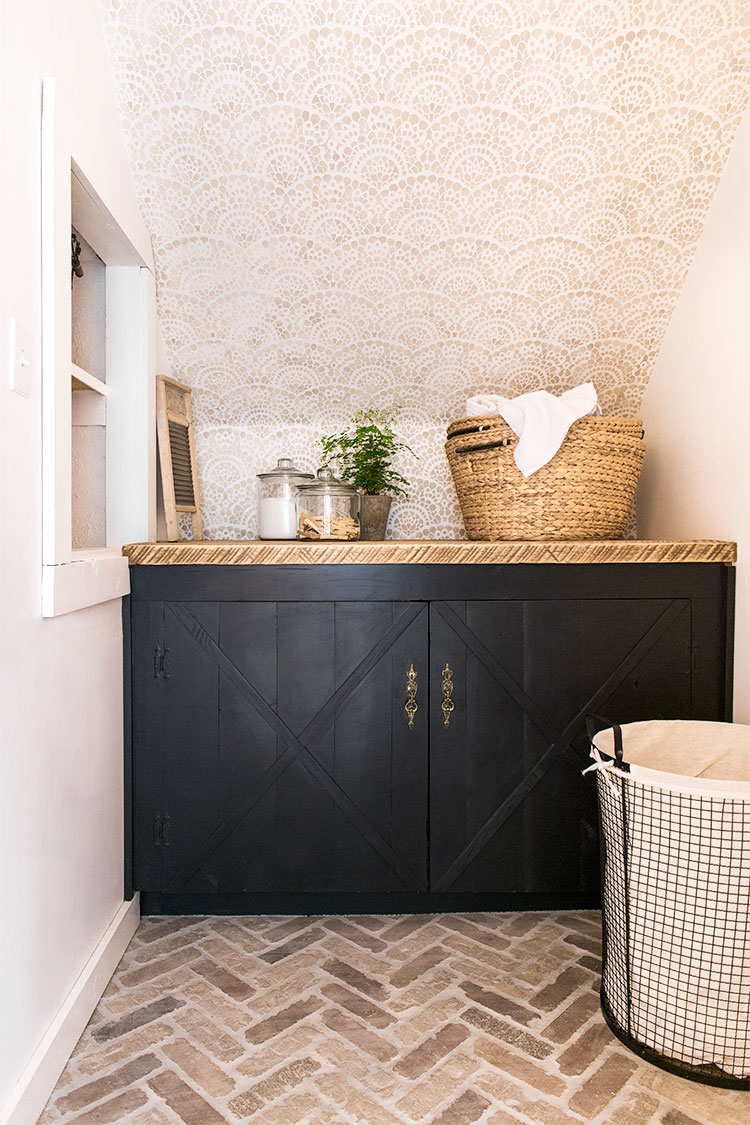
[319,407,415,539]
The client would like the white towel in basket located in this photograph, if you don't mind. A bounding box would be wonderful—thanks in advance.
[465,382,599,477]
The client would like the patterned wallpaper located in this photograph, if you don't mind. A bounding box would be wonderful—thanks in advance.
[98,1,750,539]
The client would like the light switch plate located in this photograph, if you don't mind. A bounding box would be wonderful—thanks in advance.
[9,316,33,397]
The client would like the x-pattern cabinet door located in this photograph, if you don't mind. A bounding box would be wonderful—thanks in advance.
[428,595,694,895]
[132,598,429,894]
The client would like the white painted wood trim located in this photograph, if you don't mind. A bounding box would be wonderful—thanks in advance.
[71,363,108,395]
[41,553,130,617]
[106,267,157,547]
[0,896,140,1125]
[41,76,72,568]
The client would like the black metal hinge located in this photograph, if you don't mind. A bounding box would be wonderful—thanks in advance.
[152,814,170,847]
[153,645,170,680]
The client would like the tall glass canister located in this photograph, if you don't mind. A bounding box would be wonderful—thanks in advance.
[256,458,313,539]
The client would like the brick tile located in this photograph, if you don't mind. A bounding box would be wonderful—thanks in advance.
[563,931,601,955]
[500,914,546,938]
[379,916,435,941]
[77,1020,174,1075]
[324,917,387,951]
[322,1007,398,1061]
[210,920,268,954]
[245,1057,320,1103]
[119,947,202,987]
[557,1021,617,1076]
[322,957,387,1000]
[131,1109,174,1125]
[250,968,319,1014]
[344,914,389,931]
[100,970,195,1015]
[390,945,449,987]
[460,980,539,1026]
[473,1035,565,1096]
[131,931,203,962]
[661,1111,709,1125]
[315,1072,404,1124]
[162,1037,236,1096]
[394,1023,470,1078]
[257,1092,330,1124]
[395,1051,479,1118]
[606,1089,661,1124]
[321,982,395,1028]
[433,1089,491,1123]
[461,1006,554,1059]
[237,1024,320,1078]
[555,913,601,936]
[246,996,322,1044]
[55,1054,161,1113]
[568,1054,639,1118]
[174,1006,245,1061]
[477,1072,583,1125]
[543,991,600,1042]
[394,994,465,1044]
[148,1068,226,1124]
[138,918,205,944]
[259,925,326,963]
[441,934,511,972]
[264,917,321,941]
[182,978,253,1031]
[42,911,744,1125]
[190,956,254,1000]
[92,996,184,1042]
[68,1089,149,1124]
[439,916,511,952]
[532,966,590,1011]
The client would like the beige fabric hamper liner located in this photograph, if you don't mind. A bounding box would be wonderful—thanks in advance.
[593,718,750,788]
[591,720,750,1079]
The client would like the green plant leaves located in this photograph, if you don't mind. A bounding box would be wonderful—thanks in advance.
[319,407,416,496]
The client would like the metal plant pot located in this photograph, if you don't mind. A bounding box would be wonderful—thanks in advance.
[359,494,393,540]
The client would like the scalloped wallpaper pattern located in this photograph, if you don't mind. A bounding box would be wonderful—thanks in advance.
[97,1,750,539]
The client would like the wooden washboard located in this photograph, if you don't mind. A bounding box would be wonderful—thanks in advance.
[156,375,204,541]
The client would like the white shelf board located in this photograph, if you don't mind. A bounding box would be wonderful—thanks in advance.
[71,362,108,395]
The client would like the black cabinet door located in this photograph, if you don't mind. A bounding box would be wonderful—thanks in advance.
[133,599,429,894]
[429,596,696,895]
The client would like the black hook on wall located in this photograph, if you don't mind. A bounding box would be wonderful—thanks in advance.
[71,231,84,281]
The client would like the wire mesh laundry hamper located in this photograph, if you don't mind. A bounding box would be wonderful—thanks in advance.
[588,718,750,1089]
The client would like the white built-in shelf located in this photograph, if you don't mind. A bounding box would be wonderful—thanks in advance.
[71,362,108,395]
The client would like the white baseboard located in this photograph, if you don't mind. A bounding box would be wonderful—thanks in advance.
[1,895,140,1125]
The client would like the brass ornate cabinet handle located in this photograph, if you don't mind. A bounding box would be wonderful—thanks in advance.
[405,663,418,729]
[441,663,455,728]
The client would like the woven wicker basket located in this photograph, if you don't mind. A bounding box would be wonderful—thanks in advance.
[446,415,645,541]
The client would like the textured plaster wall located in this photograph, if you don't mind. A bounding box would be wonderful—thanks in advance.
[98,0,750,537]
[637,99,750,720]
[0,1,150,1117]
[71,232,106,379]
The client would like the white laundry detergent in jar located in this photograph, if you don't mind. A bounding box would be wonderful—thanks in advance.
[256,458,313,539]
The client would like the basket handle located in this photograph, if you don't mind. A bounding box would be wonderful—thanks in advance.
[448,437,514,454]
[586,714,627,769]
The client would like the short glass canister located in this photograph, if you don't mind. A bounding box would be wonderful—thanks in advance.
[296,468,360,540]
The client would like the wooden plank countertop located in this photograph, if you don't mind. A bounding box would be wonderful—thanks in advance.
[122,539,737,566]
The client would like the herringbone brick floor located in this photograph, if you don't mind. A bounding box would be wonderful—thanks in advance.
[39,912,748,1124]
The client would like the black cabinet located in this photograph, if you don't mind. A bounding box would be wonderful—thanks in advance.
[125,562,733,913]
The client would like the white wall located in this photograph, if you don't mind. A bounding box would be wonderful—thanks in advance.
[0,2,152,1119]
[637,100,750,721]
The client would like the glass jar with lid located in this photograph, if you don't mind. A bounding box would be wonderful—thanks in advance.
[296,468,360,540]
[256,458,313,539]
